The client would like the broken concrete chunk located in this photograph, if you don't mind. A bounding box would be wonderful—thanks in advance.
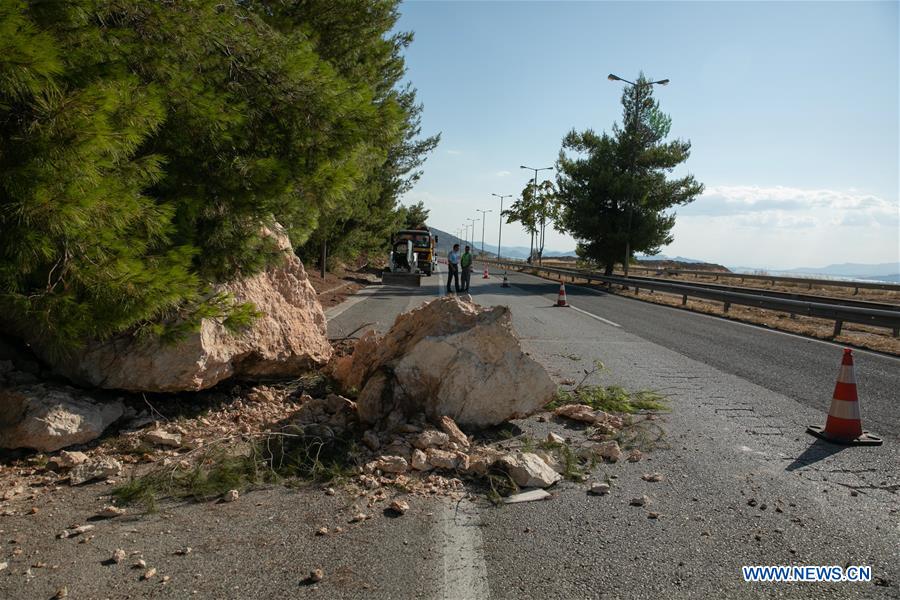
[69,457,122,485]
[502,453,562,488]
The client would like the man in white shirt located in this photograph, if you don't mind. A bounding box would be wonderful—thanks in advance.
[446,244,461,294]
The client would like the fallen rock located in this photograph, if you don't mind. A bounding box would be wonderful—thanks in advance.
[58,524,94,539]
[504,489,552,504]
[465,448,505,476]
[309,568,324,583]
[144,429,182,448]
[0,384,123,452]
[627,449,643,462]
[315,527,328,536]
[534,450,565,474]
[502,453,562,488]
[641,472,664,482]
[630,495,651,507]
[69,457,122,485]
[223,489,239,503]
[580,440,622,463]
[49,451,89,470]
[412,430,449,450]
[438,416,470,448]
[368,455,408,474]
[389,499,410,515]
[425,448,460,470]
[589,482,611,496]
[112,549,127,564]
[96,505,126,519]
[142,567,157,580]
[333,296,556,427]
[554,404,623,429]
[349,513,369,523]
[546,432,565,445]
[362,430,380,451]
[410,449,431,471]
[27,224,332,392]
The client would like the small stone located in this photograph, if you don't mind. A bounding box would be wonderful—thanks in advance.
[747,498,758,507]
[629,495,650,507]
[142,567,157,580]
[112,549,127,564]
[349,513,369,523]
[850,490,858,497]
[309,568,324,583]
[315,527,328,536]
[641,472,664,482]
[334,527,344,534]
[437,416,469,448]
[55,587,68,599]
[223,489,239,503]
[69,457,122,485]
[0,562,7,571]
[29,507,38,515]
[97,505,126,518]
[589,482,611,496]
[546,432,565,445]
[58,524,94,539]
[627,449,643,462]
[648,511,660,519]
[362,430,380,451]
[144,429,182,448]
[389,499,410,515]
[412,430,449,450]
[410,449,430,471]
[324,487,336,496]
[174,547,192,555]
[162,575,171,583]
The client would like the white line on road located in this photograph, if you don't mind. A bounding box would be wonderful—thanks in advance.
[569,304,621,327]
[324,285,381,320]
[438,500,489,600]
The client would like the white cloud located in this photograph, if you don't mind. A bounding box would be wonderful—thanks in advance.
[446,149,462,155]
[495,170,511,177]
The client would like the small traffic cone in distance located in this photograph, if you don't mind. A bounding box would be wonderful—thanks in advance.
[483,267,489,279]
[556,283,569,307]
[806,349,882,446]
[501,273,510,288]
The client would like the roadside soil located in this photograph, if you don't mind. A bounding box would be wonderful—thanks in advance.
[306,265,380,311]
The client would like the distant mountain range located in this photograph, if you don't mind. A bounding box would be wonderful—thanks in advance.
[428,227,576,259]
[730,262,900,283]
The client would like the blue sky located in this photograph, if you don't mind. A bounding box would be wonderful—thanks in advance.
[396,1,899,269]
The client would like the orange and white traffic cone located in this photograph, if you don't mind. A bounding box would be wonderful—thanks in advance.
[482,267,489,279]
[806,349,882,446]
[556,283,569,307]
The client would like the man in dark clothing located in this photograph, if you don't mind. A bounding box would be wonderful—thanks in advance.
[460,245,473,292]
[446,244,461,294]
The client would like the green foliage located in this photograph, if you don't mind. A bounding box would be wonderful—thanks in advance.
[400,201,431,230]
[556,73,703,274]
[0,0,437,352]
[551,386,667,414]
[504,180,558,263]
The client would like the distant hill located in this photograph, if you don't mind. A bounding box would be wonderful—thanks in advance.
[730,262,900,283]
[428,227,576,259]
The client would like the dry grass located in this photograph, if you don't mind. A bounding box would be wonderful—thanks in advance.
[533,269,900,356]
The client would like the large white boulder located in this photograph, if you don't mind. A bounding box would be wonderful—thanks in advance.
[331,296,555,428]
[29,225,332,392]
[0,384,123,452]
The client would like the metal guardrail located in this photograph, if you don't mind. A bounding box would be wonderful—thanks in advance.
[482,258,900,338]
[575,263,900,294]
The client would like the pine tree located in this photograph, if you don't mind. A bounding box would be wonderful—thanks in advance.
[556,74,703,274]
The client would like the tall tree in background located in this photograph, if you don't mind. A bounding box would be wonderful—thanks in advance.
[556,74,703,274]
[0,0,437,352]
[401,201,430,230]
[504,180,559,264]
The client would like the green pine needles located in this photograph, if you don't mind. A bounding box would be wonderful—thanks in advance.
[0,1,438,353]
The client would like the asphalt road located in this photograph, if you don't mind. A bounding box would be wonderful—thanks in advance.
[2,264,897,599]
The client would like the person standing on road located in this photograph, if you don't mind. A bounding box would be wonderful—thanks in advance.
[460,245,473,292]
[446,243,461,294]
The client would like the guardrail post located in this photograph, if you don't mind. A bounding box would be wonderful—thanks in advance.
[853,286,859,295]
[723,301,731,313]
[682,294,687,305]
[832,320,843,337]
[893,327,899,338]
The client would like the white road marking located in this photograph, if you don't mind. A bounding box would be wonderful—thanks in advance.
[324,285,381,320]
[569,304,621,328]
[438,500,489,600]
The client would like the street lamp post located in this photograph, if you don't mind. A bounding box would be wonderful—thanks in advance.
[520,165,553,264]
[607,73,669,277]
[475,209,492,256]
[492,193,512,260]
[466,218,479,250]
